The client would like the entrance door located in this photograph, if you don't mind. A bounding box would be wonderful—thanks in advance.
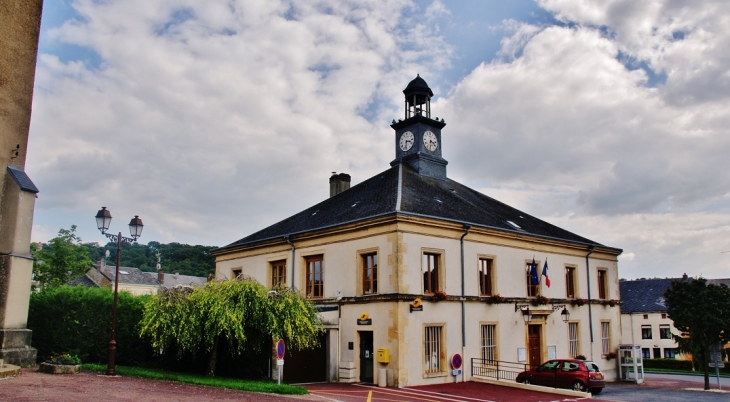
[528,325,542,369]
[359,331,374,383]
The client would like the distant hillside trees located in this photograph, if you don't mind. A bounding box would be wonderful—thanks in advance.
[35,229,217,278]
[82,241,217,277]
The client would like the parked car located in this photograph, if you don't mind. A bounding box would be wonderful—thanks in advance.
[515,359,605,394]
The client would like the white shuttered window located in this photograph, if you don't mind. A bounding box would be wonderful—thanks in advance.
[424,326,443,373]
[481,324,496,363]
[601,322,610,355]
[569,323,579,357]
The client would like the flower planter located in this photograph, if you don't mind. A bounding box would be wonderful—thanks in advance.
[39,362,80,374]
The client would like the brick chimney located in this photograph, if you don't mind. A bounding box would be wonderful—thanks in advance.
[329,172,351,197]
[158,269,164,284]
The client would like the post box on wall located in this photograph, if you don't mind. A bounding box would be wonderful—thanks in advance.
[376,348,390,363]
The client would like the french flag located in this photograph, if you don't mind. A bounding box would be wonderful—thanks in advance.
[542,259,551,288]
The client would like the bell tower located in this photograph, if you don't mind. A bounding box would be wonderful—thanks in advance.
[390,75,447,179]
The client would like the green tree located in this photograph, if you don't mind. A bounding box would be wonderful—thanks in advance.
[140,279,322,376]
[664,277,730,390]
[32,225,93,289]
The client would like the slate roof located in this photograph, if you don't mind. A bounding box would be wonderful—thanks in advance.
[67,274,100,288]
[159,272,208,289]
[619,278,681,313]
[222,164,613,250]
[100,265,158,286]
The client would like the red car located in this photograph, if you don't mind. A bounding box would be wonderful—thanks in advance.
[515,359,605,394]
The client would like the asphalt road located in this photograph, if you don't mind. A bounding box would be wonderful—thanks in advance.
[594,372,730,402]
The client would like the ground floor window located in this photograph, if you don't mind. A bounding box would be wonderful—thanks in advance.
[601,322,610,356]
[568,322,579,357]
[642,348,651,358]
[663,348,677,359]
[480,324,496,363]
[424,326,443,374]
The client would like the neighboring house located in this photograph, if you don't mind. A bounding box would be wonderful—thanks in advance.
[620,276,730,361]
[73,263,208,295]
[619,278,683,360]
[213,76,623,387]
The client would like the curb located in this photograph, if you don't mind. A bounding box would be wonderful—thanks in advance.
[472,375,592,398]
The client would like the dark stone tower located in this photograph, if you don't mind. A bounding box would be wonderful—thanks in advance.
[390,75,447,179]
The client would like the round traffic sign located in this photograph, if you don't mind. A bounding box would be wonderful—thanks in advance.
[451,353,463,370]
[276,339,286,360]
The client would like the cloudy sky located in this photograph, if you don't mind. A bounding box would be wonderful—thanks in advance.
[28,0,730,280]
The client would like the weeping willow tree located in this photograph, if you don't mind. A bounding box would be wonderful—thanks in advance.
[140,278,322,376]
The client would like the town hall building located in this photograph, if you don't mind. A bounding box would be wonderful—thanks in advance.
[213,76,623,387]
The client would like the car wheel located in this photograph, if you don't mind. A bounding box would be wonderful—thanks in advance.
[572,381,586,392]
[590,388,603,395]
[523,378,531,385]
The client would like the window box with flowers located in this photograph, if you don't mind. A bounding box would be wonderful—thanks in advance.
[485,294,507,304]
[39,353,81,374]
[601,299,618,307]
[431,290,448,302]
[530,295,549,306]
[570,298,587,307]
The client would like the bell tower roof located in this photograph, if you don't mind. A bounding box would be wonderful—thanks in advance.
[403,74,433,98]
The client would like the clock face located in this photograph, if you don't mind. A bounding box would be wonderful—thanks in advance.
[423,131,438,152]
[399,131,415,151]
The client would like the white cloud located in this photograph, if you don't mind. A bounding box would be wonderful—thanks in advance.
[438,0,730,278]
[29,0,451,246]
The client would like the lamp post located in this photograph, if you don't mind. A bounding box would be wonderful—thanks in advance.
[95,206,144,376]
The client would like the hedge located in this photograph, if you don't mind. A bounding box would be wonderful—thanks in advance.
[643,358,694,371]
[28,286,153,365]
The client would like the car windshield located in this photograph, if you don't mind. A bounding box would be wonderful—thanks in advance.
[584,362,600,372]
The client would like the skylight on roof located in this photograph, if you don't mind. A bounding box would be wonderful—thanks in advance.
[120,270,129,275]
[506,220,521,230]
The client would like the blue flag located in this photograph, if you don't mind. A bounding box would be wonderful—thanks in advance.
[530,258,539,285]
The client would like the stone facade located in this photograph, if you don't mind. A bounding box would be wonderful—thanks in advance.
[0,0,44,366]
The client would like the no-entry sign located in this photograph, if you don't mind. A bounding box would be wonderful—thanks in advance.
[276,339,286,360]
[451,353,462,370]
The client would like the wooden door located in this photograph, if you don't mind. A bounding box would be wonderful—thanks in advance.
[528,325,542,369]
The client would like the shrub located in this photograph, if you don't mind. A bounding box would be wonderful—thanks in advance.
[28,285,153,366]
[643,358,694,371]
[46,352,81,365]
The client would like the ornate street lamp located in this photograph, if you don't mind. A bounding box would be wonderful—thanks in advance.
[95,207,144,376]
[561,308,571,323]
[521,307,532,323]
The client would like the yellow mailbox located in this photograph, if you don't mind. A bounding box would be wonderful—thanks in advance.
[376,348,390,363]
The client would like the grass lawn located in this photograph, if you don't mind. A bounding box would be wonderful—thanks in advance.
[82,364,308,395]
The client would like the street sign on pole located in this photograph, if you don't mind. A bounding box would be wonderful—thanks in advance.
[276,339,285,385]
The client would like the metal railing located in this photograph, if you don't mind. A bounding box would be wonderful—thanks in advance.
[471,358,530,382]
